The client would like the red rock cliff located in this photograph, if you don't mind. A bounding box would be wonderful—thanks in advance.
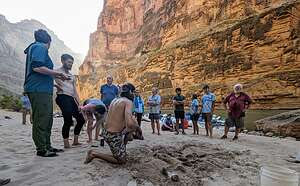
[79,0,300,109]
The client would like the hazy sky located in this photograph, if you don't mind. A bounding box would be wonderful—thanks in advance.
[0,0,104,55]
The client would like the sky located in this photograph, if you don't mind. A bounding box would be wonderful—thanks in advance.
[0,0,104,55]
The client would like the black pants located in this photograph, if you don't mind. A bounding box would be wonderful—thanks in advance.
[56,94,85,139]
[135,113,143,126]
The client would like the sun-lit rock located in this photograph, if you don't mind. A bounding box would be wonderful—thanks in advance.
[79,0,300,109]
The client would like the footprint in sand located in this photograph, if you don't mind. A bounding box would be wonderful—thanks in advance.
[4,148,17,153]
[15,164,36,173]
[0,164,10,171]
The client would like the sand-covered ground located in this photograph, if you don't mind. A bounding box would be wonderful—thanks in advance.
[0,109,299,186]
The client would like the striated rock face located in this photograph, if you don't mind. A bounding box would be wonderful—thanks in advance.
[79,0,300,109]
[0,15,82,95]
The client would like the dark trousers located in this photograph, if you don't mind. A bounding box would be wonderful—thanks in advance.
[135,113,143,126]
[56,94,85,139]
[28,93,53,152]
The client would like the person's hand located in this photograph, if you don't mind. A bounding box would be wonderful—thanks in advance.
[56,73,71,81]
[54,84,62,92]
[135,127,144,140]
[124,132,133,145]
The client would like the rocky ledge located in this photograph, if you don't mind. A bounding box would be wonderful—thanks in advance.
[255,109,300,139]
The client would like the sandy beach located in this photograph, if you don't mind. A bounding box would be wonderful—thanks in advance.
[0,109,299,186]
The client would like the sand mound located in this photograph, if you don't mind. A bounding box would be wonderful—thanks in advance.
[123,142,259,186]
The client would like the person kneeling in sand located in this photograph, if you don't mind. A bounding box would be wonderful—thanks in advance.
[84,83,143,164]
[80,99,107,143]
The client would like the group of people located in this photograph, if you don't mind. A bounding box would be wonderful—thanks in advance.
[22,29,252,166]
[22,29,142,165]
[136,83,252,141]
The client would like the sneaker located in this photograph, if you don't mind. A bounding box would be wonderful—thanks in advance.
[232,136,238,141]
[221,135,227,139]
[37,150,58,157]
[175,131,179,135]
[182,131,186,135]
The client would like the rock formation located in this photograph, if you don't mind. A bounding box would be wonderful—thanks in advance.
[0,15,82,95]
[79,0,300,109]
[256,109,300,138]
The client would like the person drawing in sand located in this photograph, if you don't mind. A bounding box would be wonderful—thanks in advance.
[84,83,143,164]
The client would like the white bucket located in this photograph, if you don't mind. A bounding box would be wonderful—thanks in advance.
[260,165,299,186]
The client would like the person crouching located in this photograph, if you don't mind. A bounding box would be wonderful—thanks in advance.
[80,99,107,143]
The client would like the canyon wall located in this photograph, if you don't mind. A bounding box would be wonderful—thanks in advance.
[0,15,82,95]
[79,0,300,109]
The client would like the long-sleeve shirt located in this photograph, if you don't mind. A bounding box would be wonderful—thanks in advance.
[148,94,161,114]
[133,96,144,113]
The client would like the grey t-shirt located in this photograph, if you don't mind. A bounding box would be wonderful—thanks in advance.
[148,95,161,114]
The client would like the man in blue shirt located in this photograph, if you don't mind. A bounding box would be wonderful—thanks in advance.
[24,29,69,157]
[200,84,216,138]
[100,75,119,108]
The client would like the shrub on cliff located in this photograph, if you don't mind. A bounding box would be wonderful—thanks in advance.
[0,95,22,112]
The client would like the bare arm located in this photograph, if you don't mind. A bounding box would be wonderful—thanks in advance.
[80,104,96,112]
[173,100,178,106]
[212,101,215,113]
[73,78,80,105]
[125,101,138,132]
[33,67,69,80]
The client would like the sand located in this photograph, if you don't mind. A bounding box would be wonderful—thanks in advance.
[0,109,299,186]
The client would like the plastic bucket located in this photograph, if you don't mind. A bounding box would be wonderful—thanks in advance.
[260,165,299,186]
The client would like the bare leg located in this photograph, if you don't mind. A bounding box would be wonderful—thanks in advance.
[192,121,196,134]
[73,135,81,146]
[205,122,209,136]
[175,119,179,134]
[87,120,93,143]
[235,128,240,137]
[224,126,229,136]
[22,109,26,125]
[208,122,213,138]
[156,120,160,135]
[95,124,101,141]
[84,150,125,164]
[181,119,185,134]
[29,110,33,124]
[151,120,155,134]
[64,138,71,148]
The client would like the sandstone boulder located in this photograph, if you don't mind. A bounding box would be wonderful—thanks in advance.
[255,109,300,138]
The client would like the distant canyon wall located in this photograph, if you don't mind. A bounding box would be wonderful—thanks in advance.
[0,15,82,95]
[79,0,300,109]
